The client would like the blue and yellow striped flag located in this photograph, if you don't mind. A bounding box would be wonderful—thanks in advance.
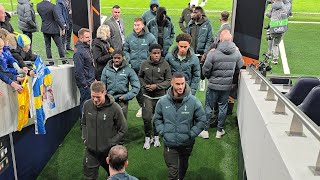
[32,56,53,134]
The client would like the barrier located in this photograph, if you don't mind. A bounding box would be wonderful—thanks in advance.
[0,63,80,179]
[238,66,320,179]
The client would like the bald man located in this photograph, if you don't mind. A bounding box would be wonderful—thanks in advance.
[202,30,244,139]
[0,5,14,33]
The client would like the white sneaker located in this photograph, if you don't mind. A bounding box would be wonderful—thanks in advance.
[271,59,278,65]
[154,136,161,147]
[216,129,226,139]
[199,80,205,91]
[143,137,151,150]
[136,107,142,118]
[198,130,209,139]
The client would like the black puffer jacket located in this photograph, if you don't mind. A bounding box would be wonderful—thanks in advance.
[92,38,113,80]
[0,12,14,33]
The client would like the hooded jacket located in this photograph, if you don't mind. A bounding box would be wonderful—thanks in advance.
[187,15,214,54]
[202,41,244,91]
[17,0,38,32]
[123,28,157,72]
[165,46,200,95]
[154,84,206,148]
[142,0,160,25]
[0,12,14,33]
[178,4,193,33]
[74,41,95,88]
[101,58,140,102]
[92,37,113,80]
[82,94,128,153]
[146,7,175,56]
[138,56,172,98]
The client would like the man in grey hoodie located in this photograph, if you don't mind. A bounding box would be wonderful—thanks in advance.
[202,30,243,139]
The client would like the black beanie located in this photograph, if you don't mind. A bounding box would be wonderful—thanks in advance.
[149,44,162,52]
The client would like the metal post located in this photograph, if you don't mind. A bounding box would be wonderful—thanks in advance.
[309,150,320,176]
[265,88,276,101]
[274,99,286,115]
[87,0,93,47]
[286,114,305,137]
[9,133,18,180]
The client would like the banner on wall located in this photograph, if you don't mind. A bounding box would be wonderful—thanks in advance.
[233,0,267,66]
[71,0,100,42]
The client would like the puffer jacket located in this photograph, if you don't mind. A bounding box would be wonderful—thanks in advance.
[178,5,193,33]
[92,37,113,80]
[146,8,175,56]
[101,59,140,102]
[123,28,157,72]
[154,84,206,148]
[138,56,172,98]
[107,172,138,180]
[142,0,159,25]
[82,95,128,153]
[73,41,95,88]
[187,15,214,54]
[0,12,14,33]
[17,0,37,32]
[165,46,200,95]
[203,41,244,91]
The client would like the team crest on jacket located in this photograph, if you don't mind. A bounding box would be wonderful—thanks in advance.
[181,105,190,114]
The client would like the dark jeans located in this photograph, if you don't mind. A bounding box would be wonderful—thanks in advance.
[79,86,91,115]
[164,144,194,180]
[205,88,230,131]
[66,14,73,49]
[142,97,159,137]
[83,149,110,180]
[43,33,65,59]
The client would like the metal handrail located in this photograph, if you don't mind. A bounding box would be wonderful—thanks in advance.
[248,64,320,140]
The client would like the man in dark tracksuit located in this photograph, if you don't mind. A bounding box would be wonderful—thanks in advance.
[82,81,127,180]
[178,3,195,33]
[138,44,172,150]
[154,73,206,180]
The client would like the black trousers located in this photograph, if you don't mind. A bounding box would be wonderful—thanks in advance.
[134,70,143,107]
[164,144,194,180]
[66,14,73,48]
[142,97,159,137]
[43,33,65,59]
[83,149,110,180]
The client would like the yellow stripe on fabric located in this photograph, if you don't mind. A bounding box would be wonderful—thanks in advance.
[44,74,52,86]
[34,96,43,109]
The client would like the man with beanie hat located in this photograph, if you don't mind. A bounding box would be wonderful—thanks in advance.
[138,44,172,149]
[142,0,159,25]
[10,34,36,77]
[178,2,196,33]
[146,7,175,57]
[101,50,140,119]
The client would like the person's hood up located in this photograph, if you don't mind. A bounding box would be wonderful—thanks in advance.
[107,57,128,69]
[147,56,165,65]
[156,6,169,26]
[217,41,237,55]
[167,83,191,102]
[271,1,285,10]
[150,0,159,8]
[95,94,115,110]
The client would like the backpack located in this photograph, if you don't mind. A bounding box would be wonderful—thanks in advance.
[269,8,288,34]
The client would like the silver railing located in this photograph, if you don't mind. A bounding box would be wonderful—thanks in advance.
[246,64,320,175]
[24,58,74,67]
